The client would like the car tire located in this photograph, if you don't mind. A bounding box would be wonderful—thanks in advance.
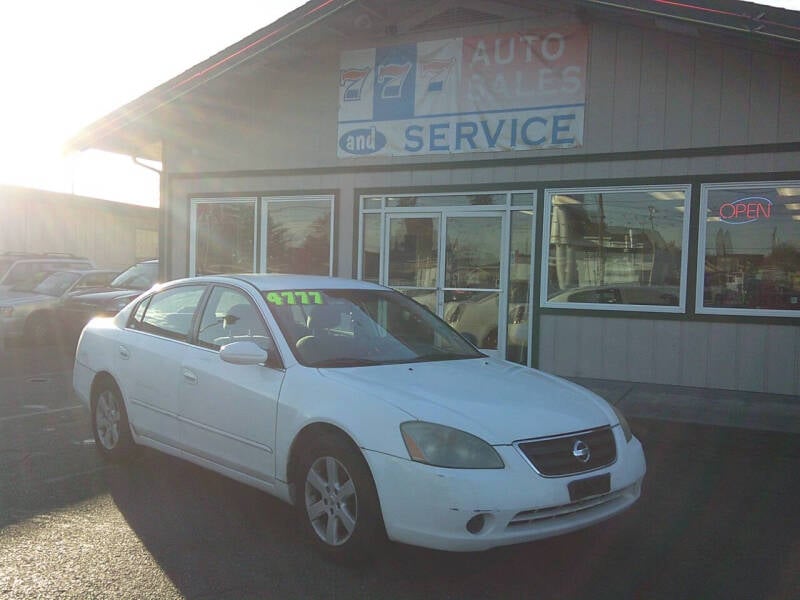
[91,381,137,462]
[296,434,385,563]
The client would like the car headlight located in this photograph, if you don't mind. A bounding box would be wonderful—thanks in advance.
[611,404,633,442]
[0,306,13,317]
[400,422,504,469]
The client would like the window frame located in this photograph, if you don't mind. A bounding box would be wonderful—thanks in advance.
[695,180,800,318]
[540,184,691,314]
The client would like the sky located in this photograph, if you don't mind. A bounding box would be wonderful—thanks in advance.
[0,1,306,207]
[0,0,798,208]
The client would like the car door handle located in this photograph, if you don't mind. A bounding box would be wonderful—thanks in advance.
[182,369,198,385]
[118,345,130,360]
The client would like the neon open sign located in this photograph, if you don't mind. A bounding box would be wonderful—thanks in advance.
[718,196,773,225]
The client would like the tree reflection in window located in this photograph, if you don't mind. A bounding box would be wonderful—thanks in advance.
[266,200,332,276]
[195,201,256,275]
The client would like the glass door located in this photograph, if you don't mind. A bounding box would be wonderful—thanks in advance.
[442,213,505,350]
[385,214,440,314]
[384,212,506,351]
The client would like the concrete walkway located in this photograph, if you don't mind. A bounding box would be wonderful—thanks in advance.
[571,377,800,434]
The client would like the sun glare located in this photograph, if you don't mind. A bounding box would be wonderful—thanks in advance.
[0,1,305,207]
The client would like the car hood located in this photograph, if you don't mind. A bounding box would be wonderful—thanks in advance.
[63,288,141,305]
[0,291,54,306]
[318,358,615,444]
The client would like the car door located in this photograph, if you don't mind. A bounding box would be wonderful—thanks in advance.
[116,284,206,448]
[179,285,285,484]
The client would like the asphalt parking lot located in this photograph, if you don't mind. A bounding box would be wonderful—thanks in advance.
[0,343,798,599]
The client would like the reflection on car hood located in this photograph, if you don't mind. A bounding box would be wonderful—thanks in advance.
[0,292,53,306]
[319,358,614,444]
[63,288,140,305]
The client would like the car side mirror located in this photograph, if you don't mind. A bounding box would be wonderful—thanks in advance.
[219,341,269,365]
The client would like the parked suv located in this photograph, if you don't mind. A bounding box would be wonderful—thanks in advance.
[0,252,94,296]
[58,259,159,340]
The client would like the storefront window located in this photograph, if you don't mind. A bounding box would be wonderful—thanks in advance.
[542,187,689,311]
[191,199,256,275]
[263,197,333,276]
[698,182,800,315]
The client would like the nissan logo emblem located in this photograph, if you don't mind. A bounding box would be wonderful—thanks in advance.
[572,439,591,463]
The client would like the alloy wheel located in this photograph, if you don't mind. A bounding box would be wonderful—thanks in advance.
[95,390,121,450]
[304,456,359,546]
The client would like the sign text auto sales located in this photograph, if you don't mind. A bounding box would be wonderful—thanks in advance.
[337,27,588,157]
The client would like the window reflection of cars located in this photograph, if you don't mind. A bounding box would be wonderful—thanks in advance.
[548,284,680,306]
[74,274,645,563]
[0,269,117,345]
[444,282,531,350]
[58,259,159,341]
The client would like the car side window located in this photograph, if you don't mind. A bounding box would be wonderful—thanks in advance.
[5,263,36,286]
[132,285,205,341]
[197,287,274,353]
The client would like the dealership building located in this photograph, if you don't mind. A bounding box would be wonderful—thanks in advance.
[70,0,800,395]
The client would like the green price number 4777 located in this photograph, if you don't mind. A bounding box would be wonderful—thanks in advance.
[266,291,323,306]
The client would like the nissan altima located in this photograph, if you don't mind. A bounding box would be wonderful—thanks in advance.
[73,274,646,562]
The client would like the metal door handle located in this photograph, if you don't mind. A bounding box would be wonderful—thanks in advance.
[118,345,130,360]
[182,369,198,384]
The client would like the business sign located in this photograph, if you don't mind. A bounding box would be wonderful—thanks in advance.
[337,27,588,158]
[719,196,773,225]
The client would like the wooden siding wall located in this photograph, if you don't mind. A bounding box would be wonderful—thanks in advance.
[0,190,158,270]
[539,315,800,396]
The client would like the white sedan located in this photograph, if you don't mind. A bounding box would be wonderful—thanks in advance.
[73,274,645,562]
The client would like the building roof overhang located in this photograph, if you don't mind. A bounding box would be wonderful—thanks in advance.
[67,0,800,162]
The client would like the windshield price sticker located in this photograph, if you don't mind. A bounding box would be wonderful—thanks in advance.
[266,291,324,306]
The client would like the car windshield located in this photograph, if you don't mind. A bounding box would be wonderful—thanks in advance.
[265,288,483,367]
[0,259,12,279]
[29,271,82,296]
[110,262,158,290]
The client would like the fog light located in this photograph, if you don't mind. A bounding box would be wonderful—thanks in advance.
[466,513,486,534]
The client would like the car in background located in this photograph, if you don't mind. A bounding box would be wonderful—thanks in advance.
[0,252,94,296]
[74,274,645,562]
[58,259,159,341]
[444,281,531,351]
[547,284,680,306]
[0,269,118,345]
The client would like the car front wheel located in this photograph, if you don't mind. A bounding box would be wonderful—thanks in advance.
[297,435,384,563]
[92,381,136,461]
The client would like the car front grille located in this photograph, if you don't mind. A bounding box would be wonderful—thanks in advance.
[516,426,616,477]
[506,482,639,529]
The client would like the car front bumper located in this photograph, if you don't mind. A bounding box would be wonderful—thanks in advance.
[365,429,646,552]
[0,315,25,339]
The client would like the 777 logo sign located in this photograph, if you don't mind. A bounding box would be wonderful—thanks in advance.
[376,62,412,99]
[420,57,455,92]
[340,67,371,102]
